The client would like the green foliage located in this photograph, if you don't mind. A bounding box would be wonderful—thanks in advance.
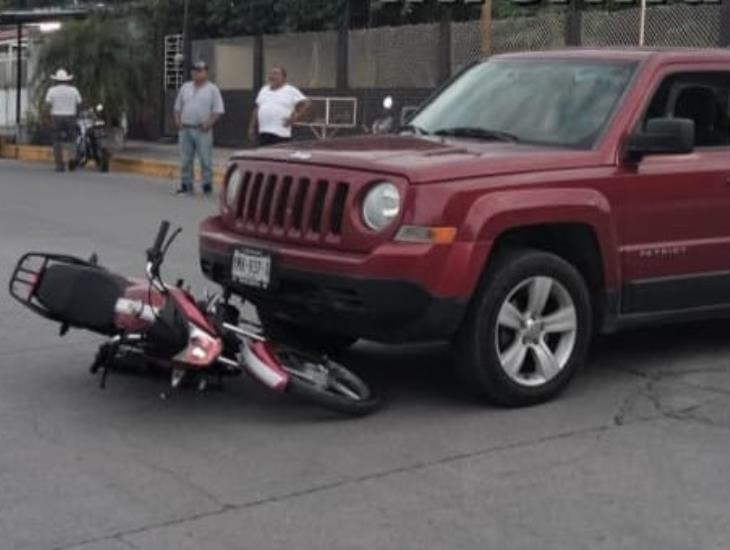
[32,15,150,123]
[190,0,347,38]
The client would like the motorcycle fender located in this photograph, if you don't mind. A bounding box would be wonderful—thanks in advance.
[243,341,289,392]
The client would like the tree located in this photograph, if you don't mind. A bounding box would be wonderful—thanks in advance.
[192,0,347,38]
[32,15,151,124]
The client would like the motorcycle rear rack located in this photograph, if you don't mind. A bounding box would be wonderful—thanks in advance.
[9,252,95,323]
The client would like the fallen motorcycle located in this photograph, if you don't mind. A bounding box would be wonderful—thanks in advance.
[9,221,380,416]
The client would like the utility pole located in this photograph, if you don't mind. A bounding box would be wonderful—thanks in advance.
[438,4,452,82]
[15,22,22,130]
[337,0,350,89]
[480,0,492,56]
[638,0,647,46]
[182,0,192,75]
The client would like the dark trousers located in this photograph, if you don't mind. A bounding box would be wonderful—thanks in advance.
[258,133,291,147]
[51,116,76,169]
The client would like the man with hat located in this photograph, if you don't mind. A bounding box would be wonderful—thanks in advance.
[173,60,225,196]
[45,69,82,172]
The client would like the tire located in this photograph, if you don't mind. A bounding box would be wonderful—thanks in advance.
[277,348,381,417]
[258,311,358,353]
[455,248,592,407]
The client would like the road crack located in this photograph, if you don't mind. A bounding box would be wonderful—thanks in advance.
[51,416,654,550]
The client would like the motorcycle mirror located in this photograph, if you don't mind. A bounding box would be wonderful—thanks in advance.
[382,96,394,110]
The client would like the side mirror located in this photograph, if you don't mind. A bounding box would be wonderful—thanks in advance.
[625,117,694,163]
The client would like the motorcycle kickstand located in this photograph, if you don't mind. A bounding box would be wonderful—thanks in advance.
[98,341,119,390]
[89,344,109,375]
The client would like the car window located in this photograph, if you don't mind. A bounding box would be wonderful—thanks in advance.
[643,72,730,148]
[409,59,636,149]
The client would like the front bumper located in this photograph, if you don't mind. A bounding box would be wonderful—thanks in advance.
[199,218,472,343]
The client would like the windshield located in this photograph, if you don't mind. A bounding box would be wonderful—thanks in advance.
[409,59,637,149]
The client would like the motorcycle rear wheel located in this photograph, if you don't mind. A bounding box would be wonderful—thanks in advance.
[276,348,380,417]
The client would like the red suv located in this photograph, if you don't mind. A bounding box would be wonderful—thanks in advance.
[201,48,730,405]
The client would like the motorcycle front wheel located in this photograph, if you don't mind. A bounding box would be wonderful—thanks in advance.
[276,348,381,417]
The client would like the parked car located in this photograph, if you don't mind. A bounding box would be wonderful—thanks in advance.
[200,48,730,406]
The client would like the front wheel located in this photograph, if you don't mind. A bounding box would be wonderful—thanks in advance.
[277,348,380,417]
[456,248,592,407]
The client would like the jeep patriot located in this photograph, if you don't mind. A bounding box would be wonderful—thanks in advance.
[200,48,730,405]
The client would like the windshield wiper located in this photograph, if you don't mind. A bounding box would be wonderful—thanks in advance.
[398,123,430,136]
[432,127,520,143]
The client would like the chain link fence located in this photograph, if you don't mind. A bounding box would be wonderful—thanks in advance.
[178,4,730,147]
[582,4,720,47]
[452,12,567,73]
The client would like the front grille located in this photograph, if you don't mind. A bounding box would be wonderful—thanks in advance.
[236,170,350,241]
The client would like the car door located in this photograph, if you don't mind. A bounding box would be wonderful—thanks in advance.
[621,67,730,314]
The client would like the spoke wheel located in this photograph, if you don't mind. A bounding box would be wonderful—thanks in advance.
[495,276,577,387]
[276,348,381,417]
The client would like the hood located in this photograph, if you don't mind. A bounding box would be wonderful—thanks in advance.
[230,135,610,184]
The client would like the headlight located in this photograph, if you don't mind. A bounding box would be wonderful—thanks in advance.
[362,182,401,231]
[225,167,243,208]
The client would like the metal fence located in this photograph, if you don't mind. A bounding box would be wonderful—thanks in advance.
[162,3,729,147]
[582,4,721,47]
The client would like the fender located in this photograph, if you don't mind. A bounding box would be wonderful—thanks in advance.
[461,187,621,289]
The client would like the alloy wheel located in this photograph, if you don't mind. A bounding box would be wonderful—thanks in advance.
[493,276,578,387]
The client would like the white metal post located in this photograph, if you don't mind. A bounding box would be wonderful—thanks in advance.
[639,0,647,47]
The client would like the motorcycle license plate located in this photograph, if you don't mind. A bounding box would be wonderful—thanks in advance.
[231,248,272,289]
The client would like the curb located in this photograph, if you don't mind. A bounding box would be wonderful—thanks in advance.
[0,142,226,184]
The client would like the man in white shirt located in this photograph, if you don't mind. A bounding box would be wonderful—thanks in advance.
[45,69,82,172]
[248,66,311,146]
[174,60,225,196]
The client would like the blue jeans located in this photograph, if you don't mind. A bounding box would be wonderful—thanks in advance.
[179,127,213,191]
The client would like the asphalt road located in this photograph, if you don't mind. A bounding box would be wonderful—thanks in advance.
[3,160,730,550]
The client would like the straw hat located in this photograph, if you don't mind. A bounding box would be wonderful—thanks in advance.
[50,69,73,82]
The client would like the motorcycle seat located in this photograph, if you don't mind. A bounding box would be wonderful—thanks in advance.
[35,264,129,334]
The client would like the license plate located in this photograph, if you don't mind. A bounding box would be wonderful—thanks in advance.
[231,249,272,289]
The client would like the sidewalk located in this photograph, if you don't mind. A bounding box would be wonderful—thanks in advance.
[0,138,240,184]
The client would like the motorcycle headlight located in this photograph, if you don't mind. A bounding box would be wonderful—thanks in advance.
[362,182,401,231]
[225,167,243,208]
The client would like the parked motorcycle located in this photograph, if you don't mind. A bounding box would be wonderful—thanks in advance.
[68,104,111,173]
[370,95,397,135]
[368,96,420,135]
[9,221,380,416]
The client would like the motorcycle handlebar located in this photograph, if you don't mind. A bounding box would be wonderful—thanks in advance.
[150,221,170,259]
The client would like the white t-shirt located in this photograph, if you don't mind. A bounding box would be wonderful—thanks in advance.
[256,84,307,138]
[45,84,82,116]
